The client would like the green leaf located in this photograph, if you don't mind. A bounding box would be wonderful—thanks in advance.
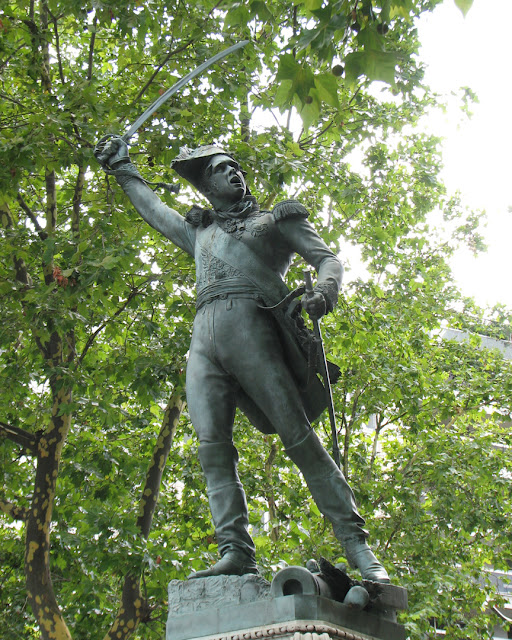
[224,6,251,28]
[276,54,301,82]
[357,26,385,52]
[295,0,324,10]
[314,73,340,108]
[150,404,161,417]
[275,56,315,106]
[299,93,321,130]
[274,78,293,109]
[389,0,414,20]
[454,0,473,16]
[344,49,397,86]
[250,0,273,21]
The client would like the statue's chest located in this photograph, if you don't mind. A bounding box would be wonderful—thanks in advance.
[194,214,284,288]
[215,211,272,241]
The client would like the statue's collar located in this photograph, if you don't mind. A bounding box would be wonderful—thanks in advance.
[185,196,259,228]
[214,196,260,221]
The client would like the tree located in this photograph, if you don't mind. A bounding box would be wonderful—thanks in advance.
[1,0,510,639]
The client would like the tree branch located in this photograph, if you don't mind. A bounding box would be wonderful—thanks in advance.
[0,421,39,452]
[379,410,409,430]
[342,413,350,479]
[44,170,57,235]
[365,409,403,476]
[371,450,420,509]
[119,0,223,120]
[121,39,196,118]
[72,166,85,238]
[104,388,185,640]
[48,9,65,84]
[136,389,184,537]
[0,42,26,74]
[342,384,369,478]
[87,16,97,82]
[42,169,57,285]
[264,440,280,542]
[299,120,335,149]
[241,90,251,143]
[383,522,400,552]
[367,417,384,480]
[77,277,160,366]
[0,495,29,522]
[39,1,57,287]
[17,192,48,240]
[0,91,26,108]
[0,199,33,285]
[39,1,52,94]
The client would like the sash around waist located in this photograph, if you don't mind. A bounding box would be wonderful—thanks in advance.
[196,277,262,309]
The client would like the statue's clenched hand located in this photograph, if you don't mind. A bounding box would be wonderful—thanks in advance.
[301,290,326,320]
[94,135,131,170]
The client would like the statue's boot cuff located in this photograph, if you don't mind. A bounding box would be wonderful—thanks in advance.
[344,540,390,583]
[187,551,258,579]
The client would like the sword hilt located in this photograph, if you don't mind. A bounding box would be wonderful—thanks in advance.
[94,133,130,170]
[94,133,121,153]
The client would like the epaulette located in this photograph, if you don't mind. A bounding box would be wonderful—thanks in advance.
[185,205,214,228]
[272,199,309,221]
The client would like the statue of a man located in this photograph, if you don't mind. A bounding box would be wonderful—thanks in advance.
[95,138,389,583]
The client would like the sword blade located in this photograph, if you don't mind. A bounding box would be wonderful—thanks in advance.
[121,40,249,143]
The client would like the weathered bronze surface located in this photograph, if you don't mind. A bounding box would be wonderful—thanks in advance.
[94,138,389,583]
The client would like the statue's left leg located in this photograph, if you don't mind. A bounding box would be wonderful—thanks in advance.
[286,430,390,583]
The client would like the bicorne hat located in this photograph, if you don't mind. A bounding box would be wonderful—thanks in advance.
[171,144,241,192]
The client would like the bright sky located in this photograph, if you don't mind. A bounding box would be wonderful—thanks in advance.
[417,0,512,309]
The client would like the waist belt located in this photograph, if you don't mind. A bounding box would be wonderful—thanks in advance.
[196,277,261,309]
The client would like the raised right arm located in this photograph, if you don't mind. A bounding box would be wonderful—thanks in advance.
[94,136,195,256]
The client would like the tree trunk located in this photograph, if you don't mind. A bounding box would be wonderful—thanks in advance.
[25,386,74,640]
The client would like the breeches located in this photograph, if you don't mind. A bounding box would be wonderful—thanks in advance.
[186,297,312,449]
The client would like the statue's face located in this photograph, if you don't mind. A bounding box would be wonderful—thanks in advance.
[202,154,247,208]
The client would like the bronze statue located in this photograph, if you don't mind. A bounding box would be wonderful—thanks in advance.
[95,137,390,583]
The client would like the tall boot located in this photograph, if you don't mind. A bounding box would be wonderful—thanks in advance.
[286,430,389,583]
[188,442,257,579]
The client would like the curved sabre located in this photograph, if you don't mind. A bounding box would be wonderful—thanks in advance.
[121,40,249,143]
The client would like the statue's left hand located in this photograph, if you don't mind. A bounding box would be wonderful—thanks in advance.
[302,291,326,320]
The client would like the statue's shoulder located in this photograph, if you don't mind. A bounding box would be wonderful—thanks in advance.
[272,199,309,221]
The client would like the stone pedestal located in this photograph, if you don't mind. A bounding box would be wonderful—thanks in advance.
[166,568,407,640]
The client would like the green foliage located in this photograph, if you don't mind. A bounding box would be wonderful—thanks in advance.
[2,0,510,639]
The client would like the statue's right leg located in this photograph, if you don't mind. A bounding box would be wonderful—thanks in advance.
[191,442,258,578]
[185,310,257,578]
